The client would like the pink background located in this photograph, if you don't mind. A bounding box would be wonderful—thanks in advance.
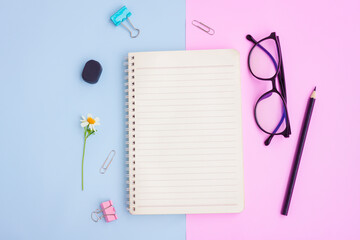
[186,0,360,239]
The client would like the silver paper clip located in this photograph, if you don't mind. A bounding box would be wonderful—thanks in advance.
[100,150,116,174]
[192,20,215,35]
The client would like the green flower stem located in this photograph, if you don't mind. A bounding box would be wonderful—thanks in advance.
[81,126,96,191]
[82,129,87,191]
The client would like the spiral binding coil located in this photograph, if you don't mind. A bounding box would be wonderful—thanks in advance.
[125,55,136,213]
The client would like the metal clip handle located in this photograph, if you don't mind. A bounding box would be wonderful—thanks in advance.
[91,209,103,222]
[121,19,140,38]
[100,150,116,174]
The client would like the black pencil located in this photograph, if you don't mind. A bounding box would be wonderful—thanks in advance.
[281,87,316,216]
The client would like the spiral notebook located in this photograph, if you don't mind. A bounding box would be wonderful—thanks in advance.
[126,49,244,215]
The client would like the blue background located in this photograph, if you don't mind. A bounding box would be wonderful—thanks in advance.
[0,0,185,239]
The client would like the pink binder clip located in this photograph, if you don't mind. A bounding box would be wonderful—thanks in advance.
[91,200,117,223]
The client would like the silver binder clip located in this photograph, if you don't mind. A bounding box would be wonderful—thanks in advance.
[192,20,215,35]
[110,6,140,38]
[100,150,116,174]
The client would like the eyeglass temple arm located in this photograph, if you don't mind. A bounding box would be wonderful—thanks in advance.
[276,36,287,102]
[275,37,291,136]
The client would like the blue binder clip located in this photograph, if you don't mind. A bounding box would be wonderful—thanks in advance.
[110,6,140,38]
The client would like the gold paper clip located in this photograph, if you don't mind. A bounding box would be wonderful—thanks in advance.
[192,20,215,35]
[100,150,116,174]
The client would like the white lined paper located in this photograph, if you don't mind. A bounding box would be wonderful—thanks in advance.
[127,49,244,215]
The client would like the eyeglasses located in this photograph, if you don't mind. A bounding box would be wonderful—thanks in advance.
[246,32,291,145]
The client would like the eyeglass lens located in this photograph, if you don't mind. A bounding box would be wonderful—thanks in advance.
[249,38,279,79]
[256,91,287,134]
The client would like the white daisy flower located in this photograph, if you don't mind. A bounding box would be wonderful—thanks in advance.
[81,113,100,131]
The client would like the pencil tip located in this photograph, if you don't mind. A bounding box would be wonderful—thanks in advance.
[311,87,316,99]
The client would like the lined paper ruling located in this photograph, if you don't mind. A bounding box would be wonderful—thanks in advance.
[125,49,244,214]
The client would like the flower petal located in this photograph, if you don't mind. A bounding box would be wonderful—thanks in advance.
[87,113,92,119]
[81,122,89,127]
[81,115,86,120]
[94,117,100,122]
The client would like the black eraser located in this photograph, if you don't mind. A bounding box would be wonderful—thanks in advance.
[82,60,102,84]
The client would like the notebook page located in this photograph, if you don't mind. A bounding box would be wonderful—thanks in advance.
[127,49,244,214]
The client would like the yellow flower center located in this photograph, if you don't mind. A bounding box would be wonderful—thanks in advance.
[87,117,95,124]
